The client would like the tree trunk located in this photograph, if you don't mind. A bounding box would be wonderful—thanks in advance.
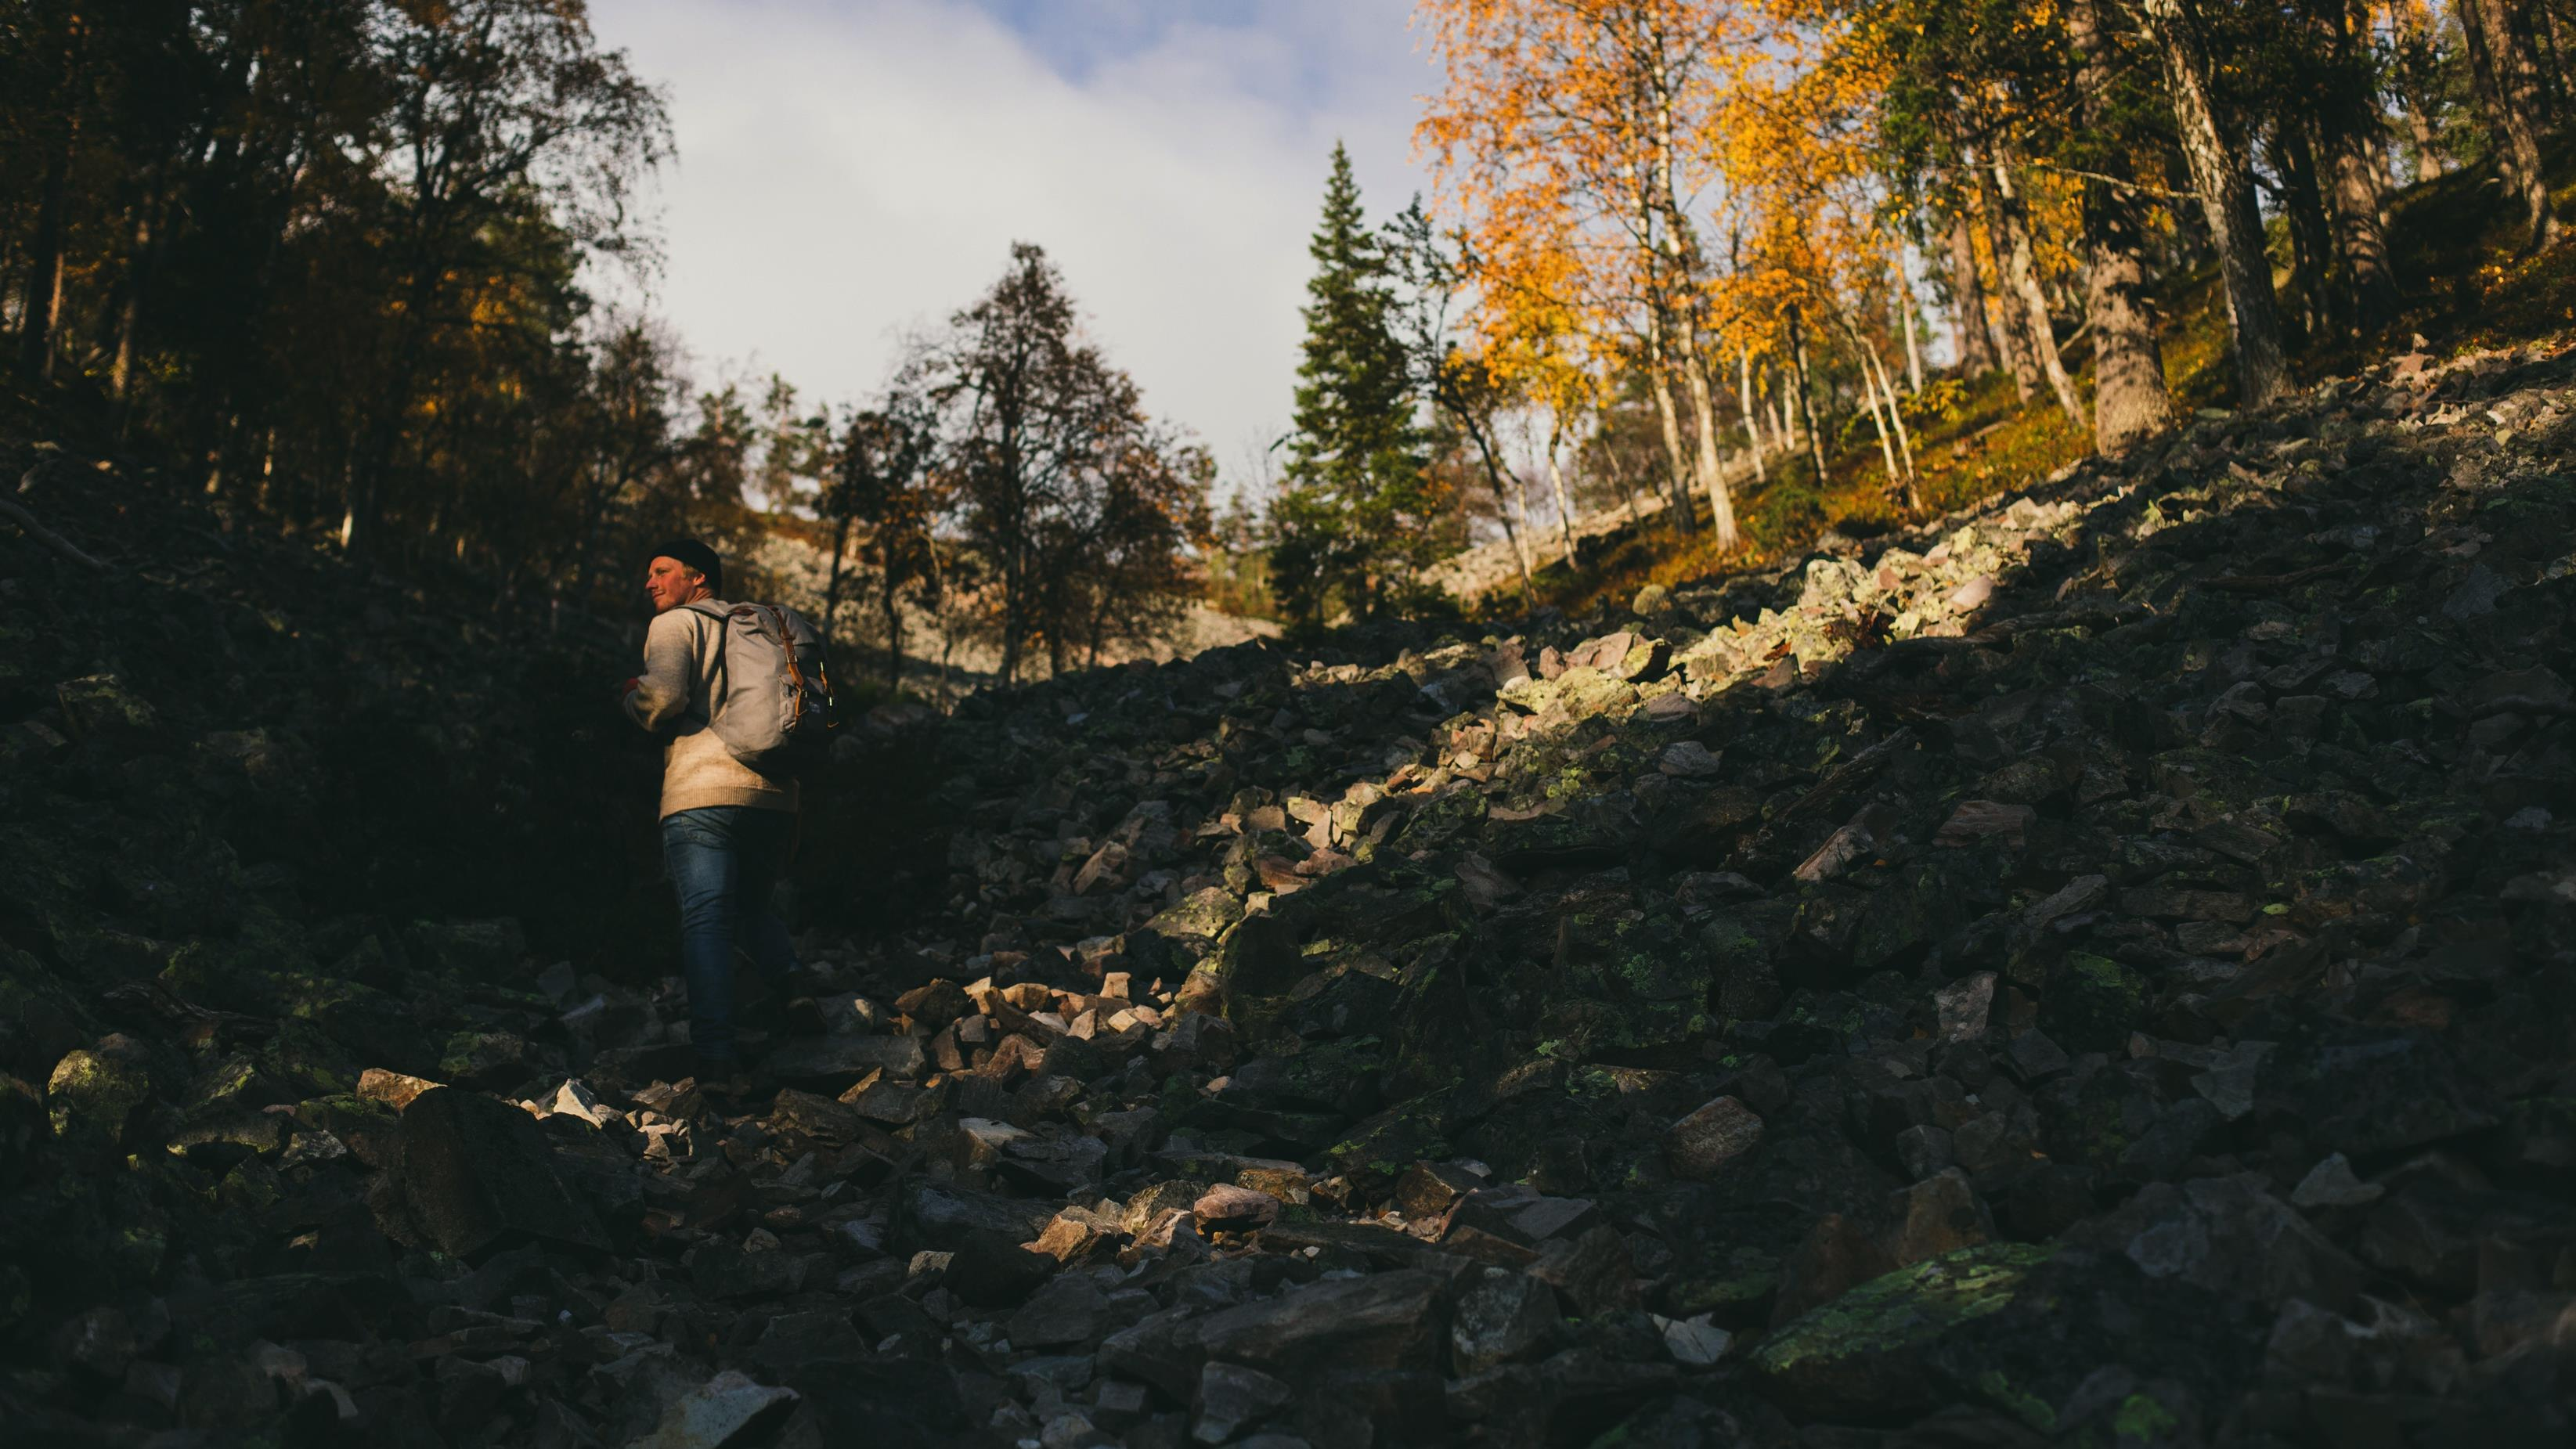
[2071,0,2179,456]
[1979,132,2087,426]
[2320,2,2401,331]
[1895,258,1924,391]
[2161,147,2216,269]
[882,570,904,691]
[1000,552,1023,686]
[1943,206,2002,375]
[1647,37,1733,545]
[822,516,851,643]
[1968,163,2041,402]
[2141,0,2293,405]
[2324,135,2399,330]
[2269,118,2339,343]
[1787,305,1829,484]
[1737,346,1767,485]
[1543,420,1578,566]
[1677,346,1739,549]
[1851,332,1903,491]
[19,108,78,384]
[111,170,170,409]
[1645,313,1695,535]
[2500,0,2556,123]
[2458,0,2560,254]
[1867,339,1918,495]
[1597,416,1643,528]
[1463,413,1535,600]
[2538,3,2571,114]
[2400,91,2443,178]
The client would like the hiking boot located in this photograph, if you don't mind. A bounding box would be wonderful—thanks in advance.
[737,982,789,1039]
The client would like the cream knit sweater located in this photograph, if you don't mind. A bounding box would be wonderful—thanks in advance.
[622,602,799,819]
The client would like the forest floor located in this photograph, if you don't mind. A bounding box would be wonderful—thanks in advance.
[5,269,2575,1447]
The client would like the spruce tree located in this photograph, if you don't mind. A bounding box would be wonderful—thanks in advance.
[1269,142,1434,625]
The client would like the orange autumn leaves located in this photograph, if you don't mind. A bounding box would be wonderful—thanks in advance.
[1414,0,1945,538]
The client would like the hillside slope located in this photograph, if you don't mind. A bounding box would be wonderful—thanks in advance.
[7,329,2576,1445]
[1458,135,2576,627]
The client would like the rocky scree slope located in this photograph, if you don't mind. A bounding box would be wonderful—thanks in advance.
[9,336,2576,1447]
[0,452,915,1440]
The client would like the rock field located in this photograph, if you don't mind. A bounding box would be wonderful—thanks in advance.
[6,337,2576,1447]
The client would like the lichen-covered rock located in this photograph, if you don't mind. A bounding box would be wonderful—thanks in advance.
[1755,1243,2257,1430]
[46,1037,155,1155]
[1449,1267,1558,1375]
[1665,1097,1763,1179]
[2034,952,2145,1054]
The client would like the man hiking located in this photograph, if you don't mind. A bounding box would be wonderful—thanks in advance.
[622,539,802,1081]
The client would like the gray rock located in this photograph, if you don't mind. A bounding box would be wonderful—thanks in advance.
[760,1033,926,1088]
[1449,1267,1558,1375]
[1895,1123,1954,1180]
[1934,972,1997,1042]
[2005,1029,2071,1082]
[1195,1270,1449,1380]
[1008,1274,1122,1351]
[1657,1314,1732,1367]
[1665,1097,1763,1179]
[2068,1174,2365,1314]
[1192,1361,1293,1443]
[391,1087,609,1261]
[626,1370,798,1449]
[2289,1153,2383,1209]
[1100,1305,1213,1400]
[889,1179,1056,1254]
[1528,1225,1639,1317]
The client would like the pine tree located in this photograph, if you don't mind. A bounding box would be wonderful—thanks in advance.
[1268,143,1436,625]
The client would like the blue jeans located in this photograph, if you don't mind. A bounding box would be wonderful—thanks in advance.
[660,806,799,1066]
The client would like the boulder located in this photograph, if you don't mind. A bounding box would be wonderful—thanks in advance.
[1755,1243,2257,1431]
[1194,1270,1450,1382]
[627,1370,799,1449]
[47,1038,156,1155]
[1665,1097,1764,1179]
[888,1179,1056,1255]
[760,1033,927,1089]
[1192,1184,1280,1235]
[389,1086,609,1260]
[1450,1267,1559,1375]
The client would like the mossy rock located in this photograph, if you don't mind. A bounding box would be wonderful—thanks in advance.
[1320,1088,1456,1202]
[56,673,162,746]
[47,1043,156,1155]
[1754,1242,2256,1432]
[1551,667,1640,720]
[438,1029,532,1089]
[1385,786,1488,856]
[2037,953,2147,1054]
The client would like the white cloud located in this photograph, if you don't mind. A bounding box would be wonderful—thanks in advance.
[590,0,1437,480]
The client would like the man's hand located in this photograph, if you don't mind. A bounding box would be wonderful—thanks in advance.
[621,676,640,697]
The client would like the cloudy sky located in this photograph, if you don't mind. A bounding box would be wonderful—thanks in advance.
[590,0,1442,483]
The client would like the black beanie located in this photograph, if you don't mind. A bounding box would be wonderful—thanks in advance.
[648,538,723,597]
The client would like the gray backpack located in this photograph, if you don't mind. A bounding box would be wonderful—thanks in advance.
[685,601,838,776]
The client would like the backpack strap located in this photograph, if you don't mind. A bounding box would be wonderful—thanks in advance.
[681,603,734,720]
